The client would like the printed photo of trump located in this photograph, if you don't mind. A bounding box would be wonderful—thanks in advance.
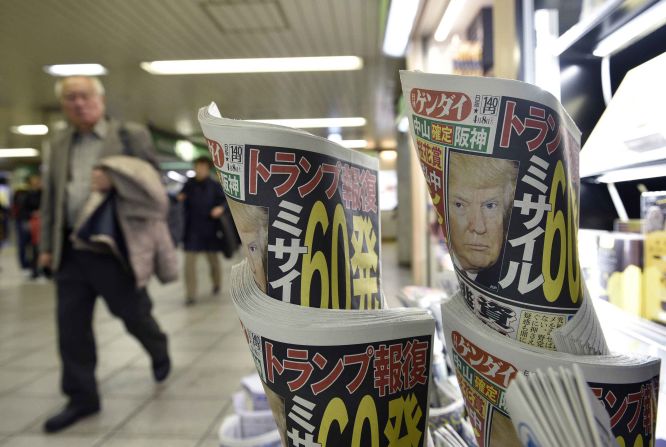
[447,151,519,288]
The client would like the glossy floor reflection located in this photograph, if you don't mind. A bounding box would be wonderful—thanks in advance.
[0,241,410,446]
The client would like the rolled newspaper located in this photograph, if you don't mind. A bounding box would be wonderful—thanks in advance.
[400,71,607,354]
[199,103,382,309]
[230,260,435,446]
[443,292,659,447]
[505,365,616,447]
[198,104,437,446]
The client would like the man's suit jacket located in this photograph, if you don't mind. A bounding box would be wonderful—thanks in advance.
[40,118,158,271]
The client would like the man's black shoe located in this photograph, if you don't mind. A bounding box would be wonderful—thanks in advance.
[153,356,171,382]
[43,403,100,433]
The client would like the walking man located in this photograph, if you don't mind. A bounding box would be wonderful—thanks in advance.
[39,76,172,432]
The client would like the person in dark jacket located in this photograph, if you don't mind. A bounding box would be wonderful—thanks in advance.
[177,156,227,305]
[23,173,43,279]
[12,186,31,272]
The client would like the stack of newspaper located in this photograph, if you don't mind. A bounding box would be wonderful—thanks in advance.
[199,103,435,447]
[400,72,661,446]
[444,289,658,445]
[506,365,617,447]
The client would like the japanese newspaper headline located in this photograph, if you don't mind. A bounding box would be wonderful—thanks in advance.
[443,291,659,447]
[199,104,382,310]
[401,71,606,353]
[199,104,436,447]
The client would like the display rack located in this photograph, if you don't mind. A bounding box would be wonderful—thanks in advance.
[554,0,660,57]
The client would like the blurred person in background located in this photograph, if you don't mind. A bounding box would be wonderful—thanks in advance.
[0,203,6,255]
[39,76,172,433]
[11,182,31,273]
[0,180,8,262]
[23,173,43,279]
[177,156,227,306]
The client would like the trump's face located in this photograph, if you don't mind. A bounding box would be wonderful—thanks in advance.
[238,227,267,293]
[449,183,506,272]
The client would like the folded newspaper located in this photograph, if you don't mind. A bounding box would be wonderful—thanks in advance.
[506,364,617,447]
[200,102,382,309]
[444,291,659,446]
[400,71,607,354]
[230,260,434,446]
[199,104,436,446]
[400,72,660,447]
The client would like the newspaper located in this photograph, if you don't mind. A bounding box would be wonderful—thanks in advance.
[400,71,607,354]
[506,364,617,447]
[398,286,473,444]
[198,105,438,446]
[199,102,382,309]
[231,260,435,446]
[443,292,660,447]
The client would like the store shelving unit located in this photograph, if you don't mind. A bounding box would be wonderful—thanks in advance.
[554,0,661,57]
[550,2,666,440]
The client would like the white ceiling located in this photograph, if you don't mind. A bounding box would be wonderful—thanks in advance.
[0,0,405,167]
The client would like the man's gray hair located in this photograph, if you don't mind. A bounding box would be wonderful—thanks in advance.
[54,76,105,99]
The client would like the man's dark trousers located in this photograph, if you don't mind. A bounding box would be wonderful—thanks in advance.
[55,242,168,407]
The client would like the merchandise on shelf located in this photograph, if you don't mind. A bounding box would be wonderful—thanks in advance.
[642,191,666,322]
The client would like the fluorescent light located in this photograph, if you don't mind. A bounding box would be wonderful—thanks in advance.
[10,124,49,136]
[175,140,196,161]
[380,150,398,161]
[596,164,666,183]
[0,148,39,158]
[593,1,666,57]
[338,140,367,149]
[552,0,622,56]
[167,170,187,183]
[248,117,366,128]
[383,0,421,57]
[186,170,196,178]
[434,0,467,42]
[534,9,561,100]
[44,64,108,76]
[140,56,363,75]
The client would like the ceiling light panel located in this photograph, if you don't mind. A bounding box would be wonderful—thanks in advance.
[0,148,39,158]
[10,124,49,135]
[44,64,108,76]
[435,0,467,42]
[140,57,363,75]
[383,0,421,57]
[593,0,666,57]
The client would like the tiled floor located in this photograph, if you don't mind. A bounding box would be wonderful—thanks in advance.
[0,241,410,446]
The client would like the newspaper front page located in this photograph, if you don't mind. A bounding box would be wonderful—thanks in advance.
[198,105,436,446]
[400,72,606,353]
[199,103,382,309]
[443,293,659,447]
[231,260,435,446]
